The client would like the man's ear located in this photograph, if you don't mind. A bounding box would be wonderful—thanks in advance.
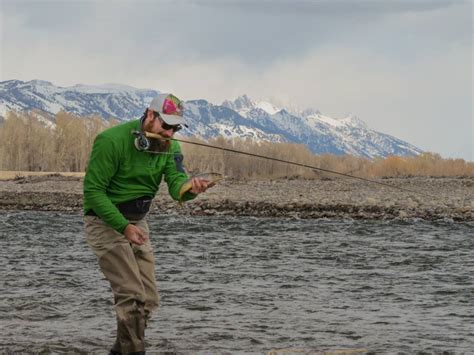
[146,109,153,119]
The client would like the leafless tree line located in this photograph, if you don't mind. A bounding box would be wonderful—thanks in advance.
[0,111,472,178]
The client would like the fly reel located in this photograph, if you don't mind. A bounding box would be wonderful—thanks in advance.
[132,130,151,152]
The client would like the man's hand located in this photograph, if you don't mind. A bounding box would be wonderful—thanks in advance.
[123,224,149,245]
[189,177,210,194]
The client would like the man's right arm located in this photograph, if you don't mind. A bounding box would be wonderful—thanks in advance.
[83,134,130,234]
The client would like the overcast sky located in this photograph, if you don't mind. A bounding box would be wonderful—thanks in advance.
[1,0,472,160]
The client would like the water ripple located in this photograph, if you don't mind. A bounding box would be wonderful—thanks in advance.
[1,212,473,353]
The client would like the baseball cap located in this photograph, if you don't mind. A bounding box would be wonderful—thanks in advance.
[148,93,185,125]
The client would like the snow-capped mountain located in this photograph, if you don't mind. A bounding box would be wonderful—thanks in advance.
[220,94,421,157]
[0,80,423,158]
[0,79,157,120]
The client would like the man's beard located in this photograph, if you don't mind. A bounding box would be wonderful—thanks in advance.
[142,121,171,153]
[148,138,170,153]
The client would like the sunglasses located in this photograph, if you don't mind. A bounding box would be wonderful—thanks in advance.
[153,112,182,132]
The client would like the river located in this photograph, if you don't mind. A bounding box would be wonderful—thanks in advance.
[1,212,473,353]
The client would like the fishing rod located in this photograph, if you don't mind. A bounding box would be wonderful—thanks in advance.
[141,131,434,198]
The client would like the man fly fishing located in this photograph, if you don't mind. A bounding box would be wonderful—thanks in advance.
[83,93,210,355]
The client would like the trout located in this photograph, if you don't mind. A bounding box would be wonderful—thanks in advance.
[179,172,223,201]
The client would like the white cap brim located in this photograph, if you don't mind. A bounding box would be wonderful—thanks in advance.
[160,113,185,125]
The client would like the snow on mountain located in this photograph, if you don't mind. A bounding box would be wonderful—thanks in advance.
[255,101,280,115]
[340,114,368,129]
[0,79,157,120]
[182,99,285,143]
[0,80,423,158]
[304,112,344,128]
[220,95,421,158]
[72,83,153,94]
[222,94,281,117]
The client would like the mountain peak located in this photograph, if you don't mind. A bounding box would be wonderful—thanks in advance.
[71,83,154,94]
[299,108,321,117]
[0,79,159,120]
[223,94,282,117]
[255,101,281,115]
[222,94,255,111]
[29,79,54,86]
[341,114,368,129]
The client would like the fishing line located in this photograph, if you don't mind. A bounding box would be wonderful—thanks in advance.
[143,131,437,198]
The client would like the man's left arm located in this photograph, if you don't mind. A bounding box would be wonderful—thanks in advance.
[164,141,197,202]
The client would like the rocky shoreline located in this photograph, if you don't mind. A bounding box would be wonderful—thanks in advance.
[0,174,472,221]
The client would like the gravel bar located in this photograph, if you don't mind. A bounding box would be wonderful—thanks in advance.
[0,175,472,221]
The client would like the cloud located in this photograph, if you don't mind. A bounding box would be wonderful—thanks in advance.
[2,0,470,65]
[1,0,472,159]
[196,0,463,16]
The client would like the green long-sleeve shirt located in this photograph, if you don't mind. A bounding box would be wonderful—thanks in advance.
[83,119,195,233]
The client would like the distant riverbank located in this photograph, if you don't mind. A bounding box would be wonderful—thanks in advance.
[0,173,472,221]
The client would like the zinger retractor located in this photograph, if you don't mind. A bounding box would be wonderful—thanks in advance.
[132,130,151,152]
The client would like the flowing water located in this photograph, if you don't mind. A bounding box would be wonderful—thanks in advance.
[1,211,473,354]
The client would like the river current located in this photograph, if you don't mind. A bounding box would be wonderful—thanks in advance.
[1,212,473,354]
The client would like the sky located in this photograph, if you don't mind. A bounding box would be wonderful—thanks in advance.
[0,0,472,160]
